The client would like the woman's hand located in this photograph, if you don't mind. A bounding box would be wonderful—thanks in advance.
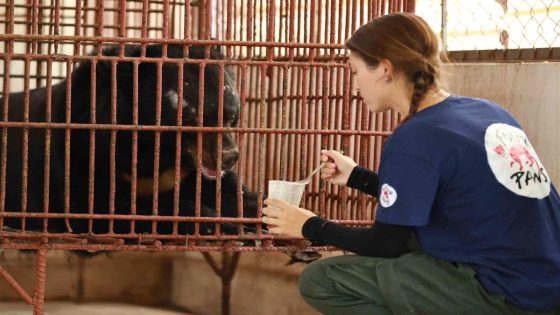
[262,198,317,238]
[320,150,357,186]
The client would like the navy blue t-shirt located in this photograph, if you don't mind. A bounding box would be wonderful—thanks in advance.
[375,95,560,311]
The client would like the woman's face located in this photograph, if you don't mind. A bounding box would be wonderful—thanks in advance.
[348,52,392,113]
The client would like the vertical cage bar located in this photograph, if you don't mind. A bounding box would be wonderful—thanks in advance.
[88,60,97,234]
[151,62,163,233]
[162,0,169,56]
[64,60,72,233]
[339,65,350,220]
[109,60,118,234]
[184,0,191,42]
[337,0,344,49]
[269,66,277,182]
[257,64,267,234]
[280,65,288,178]
[118,0,127,55]
[95,0,105,52]
[312,70,321,214]
[35,0,44,88]
[288,64,297,182]
[214,63,225,235]
[407,0,415,13]
[31,0,39,53]
[329,0,336,58]
[205,0,211,40]
[248,65,257,190]
[81,0,89,54]
[1,0,14,226]
[247,0,253,58]
[42,58,52,232]
[358,81,370,219]
[226,0,233,58]
[172,62,184,235]
[288,0,295,60]
[141,0,149,56]
[130,61,139,234]
[52,0,61,54]
[236,64,247,234]
[21,57,31,230]
[319,66,329,217]
[299,65,309,208]
[266,0,275,61]
[265,0,277,185]
[195,63,206,236]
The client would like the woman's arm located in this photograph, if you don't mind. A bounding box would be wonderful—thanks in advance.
[346,166,380,196]
[304,167,408,257]
[302,216,412,258]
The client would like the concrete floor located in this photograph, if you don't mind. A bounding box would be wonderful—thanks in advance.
[0,302,195,315]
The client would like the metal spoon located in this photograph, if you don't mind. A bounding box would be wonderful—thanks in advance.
[295,150,344,185]
[295,162,327,185]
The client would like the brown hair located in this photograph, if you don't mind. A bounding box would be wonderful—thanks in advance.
[346,13,447,122]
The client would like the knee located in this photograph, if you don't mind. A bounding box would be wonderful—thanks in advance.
[298,260,328,299]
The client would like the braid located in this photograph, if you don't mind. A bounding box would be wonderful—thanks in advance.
[403,64,435,123]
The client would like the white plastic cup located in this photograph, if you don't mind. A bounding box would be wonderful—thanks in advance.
[267,180,306,207]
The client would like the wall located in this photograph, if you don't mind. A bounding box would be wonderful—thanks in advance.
[171,252,322,315]
[0,250,176,306]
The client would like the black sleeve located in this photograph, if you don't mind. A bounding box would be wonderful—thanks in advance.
[346,166,380,196]
[301,216,412,258]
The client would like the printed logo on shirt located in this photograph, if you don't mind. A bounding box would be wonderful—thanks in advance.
[380,183,397,207]
[485,123,550,198]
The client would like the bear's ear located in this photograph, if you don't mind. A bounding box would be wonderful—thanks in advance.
[93,44,141,78]
[70,44,143,123]
[98,45,139,85]
[99,44,142,58]
[100,44,120,57]
[144,44,166,58]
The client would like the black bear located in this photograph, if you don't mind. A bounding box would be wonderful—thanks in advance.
[0,44,260,238]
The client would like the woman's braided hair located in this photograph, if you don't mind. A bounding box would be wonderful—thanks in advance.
[345,13,446,123]
[409,63,436,118]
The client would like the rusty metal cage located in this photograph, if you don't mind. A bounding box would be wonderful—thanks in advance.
[0,1,410,314]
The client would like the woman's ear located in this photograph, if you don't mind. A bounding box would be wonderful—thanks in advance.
[379,59,394,82]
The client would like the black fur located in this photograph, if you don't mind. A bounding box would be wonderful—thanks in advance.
[0,44,260,237]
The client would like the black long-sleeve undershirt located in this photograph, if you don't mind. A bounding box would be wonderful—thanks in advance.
[302,166,412,257]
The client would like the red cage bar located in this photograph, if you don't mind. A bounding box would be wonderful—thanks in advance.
[0,1,411,314]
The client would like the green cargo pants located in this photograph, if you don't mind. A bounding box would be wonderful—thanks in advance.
[298,245,557,315]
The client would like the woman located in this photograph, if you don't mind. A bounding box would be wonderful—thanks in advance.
[262,13,560,315]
